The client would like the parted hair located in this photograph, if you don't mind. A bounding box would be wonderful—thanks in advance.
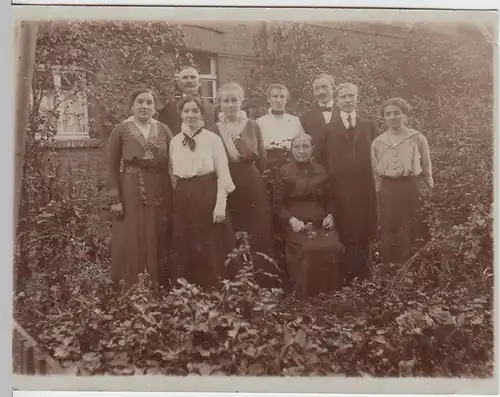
[217,82,245,103]
[333,82,359,99]
[177,94,205,116]
[311,73,335,89]
[128,88,160,109]
[291,132,313,147]
[379,97,412,117]
[266,83,290,100]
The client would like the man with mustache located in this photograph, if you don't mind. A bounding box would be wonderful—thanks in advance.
[158,66,217,135]
[314,82,379,284]
[299,73,336,142]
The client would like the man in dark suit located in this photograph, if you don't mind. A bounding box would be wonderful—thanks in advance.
[314,82,379,283]
[299,73,336,142]
[158,66,217,135]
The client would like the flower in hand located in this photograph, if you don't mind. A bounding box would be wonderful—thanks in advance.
[304,222,317,240]
[289,217,305,233]
[322,213,334,230]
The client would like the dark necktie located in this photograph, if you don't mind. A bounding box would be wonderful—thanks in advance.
[320,106,332,113]
[271,109,285,116]
[347,114,354,130]
[182,127,203,151]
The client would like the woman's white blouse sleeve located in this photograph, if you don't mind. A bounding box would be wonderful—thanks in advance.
[212,134,235,212]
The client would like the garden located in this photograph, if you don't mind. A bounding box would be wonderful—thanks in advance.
[13,21,494,377]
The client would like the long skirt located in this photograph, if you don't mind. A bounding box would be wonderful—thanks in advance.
[264,148,292,283]
[170,173,236,289]
[227,161,277,287]
[110,169,170,289]
[342,243,373,282]
[285,223,344,299]
[378,176,421,265]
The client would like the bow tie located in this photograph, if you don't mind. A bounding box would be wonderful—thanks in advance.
[320,106,332,112]
[271,110,285,116]
[182,127,203,151]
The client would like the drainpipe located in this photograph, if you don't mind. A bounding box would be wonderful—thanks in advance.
[14,21,38,234]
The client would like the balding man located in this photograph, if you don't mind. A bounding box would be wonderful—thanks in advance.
[158,66,217,135]
[299,73,336,142]
[314,82,379,284]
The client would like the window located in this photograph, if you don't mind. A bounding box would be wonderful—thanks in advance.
[31,66,89,139]
[175,52,218,104]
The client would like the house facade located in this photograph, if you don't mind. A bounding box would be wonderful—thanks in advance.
[41,20,414,143]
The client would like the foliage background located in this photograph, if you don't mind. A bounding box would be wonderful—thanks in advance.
[14,21,494,377]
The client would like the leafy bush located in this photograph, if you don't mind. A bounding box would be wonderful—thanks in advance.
[14,255,493,376]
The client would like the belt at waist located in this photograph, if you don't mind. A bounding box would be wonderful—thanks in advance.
[176,172,216,183]
[229,159,255,166]
[122,164,161,175]
[380,175,419,181]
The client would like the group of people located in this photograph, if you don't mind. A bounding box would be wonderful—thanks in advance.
[106,65,434,299]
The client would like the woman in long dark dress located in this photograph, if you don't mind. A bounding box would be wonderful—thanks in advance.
[169,95,236,289]
[210,83,277,287]
[371,97,434,267]
[107,88,173,288]
[273,133,344,299]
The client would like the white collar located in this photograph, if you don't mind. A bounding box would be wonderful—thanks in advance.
[126,116,156,125]
[341,110,357,120]
[318,100,334,109]
[181,92,197,98]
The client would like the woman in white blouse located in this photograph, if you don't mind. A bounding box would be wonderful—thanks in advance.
[169,94,236,289]
[257,83,305,151]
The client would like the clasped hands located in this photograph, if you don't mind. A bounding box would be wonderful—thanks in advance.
[289,213,334,233]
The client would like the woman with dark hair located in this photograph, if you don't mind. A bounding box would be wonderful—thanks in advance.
[107,88,173,288]
[371,97,434,267]
[273,133,344,298]
[169,94,236,289]
[209,82,277,288]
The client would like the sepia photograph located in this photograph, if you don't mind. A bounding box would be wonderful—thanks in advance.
[11,5,497,394]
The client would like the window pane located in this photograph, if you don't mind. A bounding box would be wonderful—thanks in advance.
[200,80,215,99]
[177,51,216,75]
[191,53,214,75]
[58,93,87,135]
[59,72,85,92]
[34,69,55,91]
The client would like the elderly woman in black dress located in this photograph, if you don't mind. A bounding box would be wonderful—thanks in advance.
[273,133,344,299]
[210,82,277,287]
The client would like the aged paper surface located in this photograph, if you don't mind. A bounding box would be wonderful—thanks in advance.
[11,5,498,394]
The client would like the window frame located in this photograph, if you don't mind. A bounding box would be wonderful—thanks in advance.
[31,64,90,140]
[175,52,218,104]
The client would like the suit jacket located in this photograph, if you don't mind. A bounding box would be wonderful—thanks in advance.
[299,103,334,143]
[314,111,380,244]
[158,98,217,136]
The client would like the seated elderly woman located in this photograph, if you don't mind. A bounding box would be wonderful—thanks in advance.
[272,133,344,299]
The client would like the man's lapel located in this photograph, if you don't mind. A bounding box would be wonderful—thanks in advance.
[331,110,355,145]
[311,103,326,127]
